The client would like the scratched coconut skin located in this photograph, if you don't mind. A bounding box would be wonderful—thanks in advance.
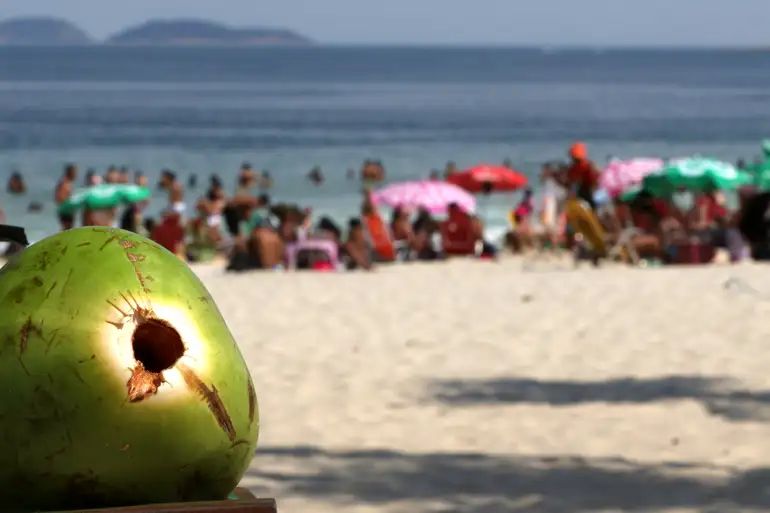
[0,227,258,511]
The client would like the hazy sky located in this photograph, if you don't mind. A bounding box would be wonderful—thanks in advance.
[3,0,770,46]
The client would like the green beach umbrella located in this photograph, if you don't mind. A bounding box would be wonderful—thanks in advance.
[748,166,770,190]
[741,140,770,190]
[642,158,752,197]
[617,183,646,202]
[57,184,151,216]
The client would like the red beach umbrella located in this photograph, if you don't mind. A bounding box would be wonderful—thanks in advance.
[447,164,528,194]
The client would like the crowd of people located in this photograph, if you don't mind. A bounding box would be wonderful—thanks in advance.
[0,159,501,271]
[3,142,769,270]
[504,142,768,266]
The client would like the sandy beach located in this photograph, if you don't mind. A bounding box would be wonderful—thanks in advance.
[182,259,770,512]
[3,254,769,511]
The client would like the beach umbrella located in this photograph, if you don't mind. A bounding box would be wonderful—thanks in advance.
[746,166,770,191]
[371,180,475,214]
[616,184,648,203]
[642,158,752,197]
[57,184,151,216]
[742,142,770,190]
[446,164,527,194]
[599,158,664,198]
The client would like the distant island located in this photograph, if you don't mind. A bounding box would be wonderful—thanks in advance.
[0,17,313,46]
[0,17,94,45]
[108,20,312,46]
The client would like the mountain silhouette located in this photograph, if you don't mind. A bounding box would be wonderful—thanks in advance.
[107,19,312,46]
[0,17,94,45]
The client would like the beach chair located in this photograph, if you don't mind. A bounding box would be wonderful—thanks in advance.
[565,200,643,266]
[285,239,339,270]
[565,199,606,264]
[599,204,640,265]
[606,226,640,264]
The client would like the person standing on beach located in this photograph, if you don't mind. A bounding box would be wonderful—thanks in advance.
[104,166,120,184]
[78,166,118,228]
[117,167,130,183]
[150,209,186,258]
[566,142,600,210]
[259,170,273,190]
[54,164,78,231]
[540,162,565,250]
[120,172,150,233]
[84,169,101,186]
[159,170,186,216]
[238,163,257,189]
[235,169,256,197]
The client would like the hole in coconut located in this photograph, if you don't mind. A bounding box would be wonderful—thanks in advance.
[131,318,185,373]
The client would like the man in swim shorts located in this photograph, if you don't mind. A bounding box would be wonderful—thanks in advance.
[159,169,186,217]
[54,163,78,230]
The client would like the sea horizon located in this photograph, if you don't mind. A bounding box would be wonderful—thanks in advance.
[0,43,768,51]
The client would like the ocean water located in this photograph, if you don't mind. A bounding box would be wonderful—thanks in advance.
[1,46,770,241]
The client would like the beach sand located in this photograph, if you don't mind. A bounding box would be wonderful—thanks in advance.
[3,254,768,511]
[187,258,770,513]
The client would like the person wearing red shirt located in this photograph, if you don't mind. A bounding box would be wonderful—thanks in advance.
[695,192,727,228]
[566,142,600,210]
[440,203,476,256]
[151,209,186,257]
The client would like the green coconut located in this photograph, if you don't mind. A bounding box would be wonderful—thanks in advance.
[0,227,259,512]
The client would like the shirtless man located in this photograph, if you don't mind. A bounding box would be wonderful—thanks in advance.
[54,164,78,230]
[159,170,185,215]
[239,162,257,186]
[234,169,256,197]
[104,166,120,184]
[84,169,101,186]
[117,167,130,184]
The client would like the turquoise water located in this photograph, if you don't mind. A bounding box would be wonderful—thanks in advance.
[1,47,769,241]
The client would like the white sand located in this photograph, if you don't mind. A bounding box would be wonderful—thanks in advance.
[4,255,769,511]
[189,259,770,513]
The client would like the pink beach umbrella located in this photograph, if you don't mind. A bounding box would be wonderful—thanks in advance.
[599,158,664,197]
[371,180,476,214]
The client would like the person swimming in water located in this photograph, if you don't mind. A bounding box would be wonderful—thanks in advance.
[6,171,25,195]
[307,166,324,186]
[443,161,458,179]
[259,170,273,190]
